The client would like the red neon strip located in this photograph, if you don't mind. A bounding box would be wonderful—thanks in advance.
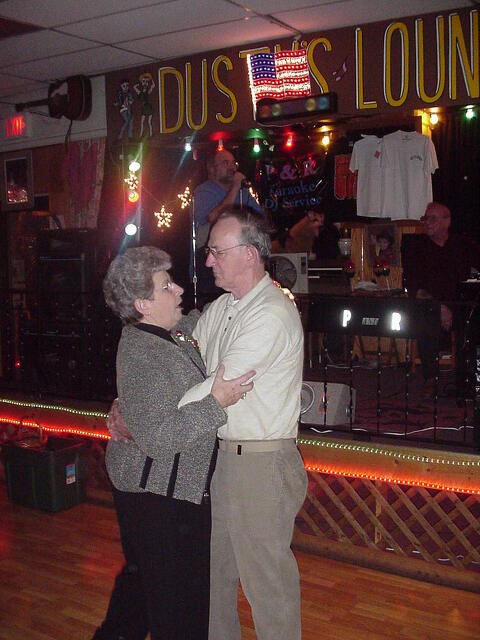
[0,416,110,440]
[1,416,477,494]
[304,464,480,496]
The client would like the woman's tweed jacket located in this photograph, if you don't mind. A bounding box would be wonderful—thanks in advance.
[105,324,227,504]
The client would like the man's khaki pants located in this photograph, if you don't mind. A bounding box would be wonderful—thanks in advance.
[209,440,308,640]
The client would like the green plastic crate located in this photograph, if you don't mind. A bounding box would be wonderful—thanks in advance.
[2,436,86,512]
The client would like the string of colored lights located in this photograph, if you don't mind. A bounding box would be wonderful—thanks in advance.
[0,397,107,418]
[304,464,480,497]
[297,438,480,467]
[0,399,477,467]
[297,437,480,468]
[1,401,478,493]
[0,398,109,440]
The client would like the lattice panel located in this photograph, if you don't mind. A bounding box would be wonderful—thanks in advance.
[296,472,480,572]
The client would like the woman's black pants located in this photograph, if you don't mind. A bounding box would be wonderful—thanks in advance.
[92,487,211,640]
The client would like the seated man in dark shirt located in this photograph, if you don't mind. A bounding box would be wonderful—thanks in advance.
[403,201,479,382]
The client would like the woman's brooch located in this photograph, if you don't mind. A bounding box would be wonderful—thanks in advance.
[174,330,201,354]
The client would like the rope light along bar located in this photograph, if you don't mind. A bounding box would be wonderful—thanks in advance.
[0,416,110,440]
[0,397,107,418]
[304,464,480,496]
[297,437,480,468]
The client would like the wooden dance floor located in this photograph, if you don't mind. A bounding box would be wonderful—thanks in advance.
[0,485,479,639]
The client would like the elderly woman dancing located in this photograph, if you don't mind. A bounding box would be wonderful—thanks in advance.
[93,246,254,640]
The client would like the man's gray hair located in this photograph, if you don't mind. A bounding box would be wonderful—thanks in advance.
[218,209,272,262]
[103,246,171,324]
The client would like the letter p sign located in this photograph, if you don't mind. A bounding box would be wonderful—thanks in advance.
[342,309,352,328]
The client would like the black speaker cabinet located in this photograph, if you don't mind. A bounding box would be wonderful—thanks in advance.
[300,381,356,426]
[19,327,91,398]
[19,312,119,400]
[37,229,98,326]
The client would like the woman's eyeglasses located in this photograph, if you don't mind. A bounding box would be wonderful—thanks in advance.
[162,280,175,292]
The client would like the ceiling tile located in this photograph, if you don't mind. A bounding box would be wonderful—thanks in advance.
[58,0,246,43]
[0,0,173,27]
[123,15,293,60]
[0,16,43,38]
[0,73,47,98]
[0,30,98,68]
[3,46,154,82]
[245,0,338,13]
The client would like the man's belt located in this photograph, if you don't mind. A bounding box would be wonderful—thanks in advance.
[217,438,295,455]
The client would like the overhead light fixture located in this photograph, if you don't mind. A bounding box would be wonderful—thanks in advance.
[253,138,260,153]
[184,139,192,152]
[321,134,331,147]
[285,133,293,149]
[429,113,439,126]
[217,139,224,152]
[465,106,475,120]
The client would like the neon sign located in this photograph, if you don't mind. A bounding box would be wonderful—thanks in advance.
[4,115,26,138]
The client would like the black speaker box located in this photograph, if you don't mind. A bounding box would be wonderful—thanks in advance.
[37,228,96,261]
[19,327,91,398]
[37,229,98,327]
[19,315,119,400]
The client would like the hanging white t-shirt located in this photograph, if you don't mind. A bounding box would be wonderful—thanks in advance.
[380,130,438,219]
[349,135,383,217]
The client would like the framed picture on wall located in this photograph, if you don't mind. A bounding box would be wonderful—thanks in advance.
[0,150,34,211]
[367,223,399,267]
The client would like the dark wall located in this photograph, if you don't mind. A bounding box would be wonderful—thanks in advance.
[432,111,480,242]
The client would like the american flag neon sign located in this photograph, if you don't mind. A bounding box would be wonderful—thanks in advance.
[247,49,311,112]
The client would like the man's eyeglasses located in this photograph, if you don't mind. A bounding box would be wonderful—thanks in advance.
[204,244,247,259]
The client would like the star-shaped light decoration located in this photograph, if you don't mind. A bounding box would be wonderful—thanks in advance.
[124,173,139,190]
[154,206,173,229]
[177,185,192,209]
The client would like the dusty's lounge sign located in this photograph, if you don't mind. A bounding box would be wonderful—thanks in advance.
[105,8,479,140]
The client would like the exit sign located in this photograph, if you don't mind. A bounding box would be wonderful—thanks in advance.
[3,114,31,140]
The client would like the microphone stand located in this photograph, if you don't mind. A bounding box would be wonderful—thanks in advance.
[240,179,252,210]
[190,195,198,309]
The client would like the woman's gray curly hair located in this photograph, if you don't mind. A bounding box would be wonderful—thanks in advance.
[103,246,171,324]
